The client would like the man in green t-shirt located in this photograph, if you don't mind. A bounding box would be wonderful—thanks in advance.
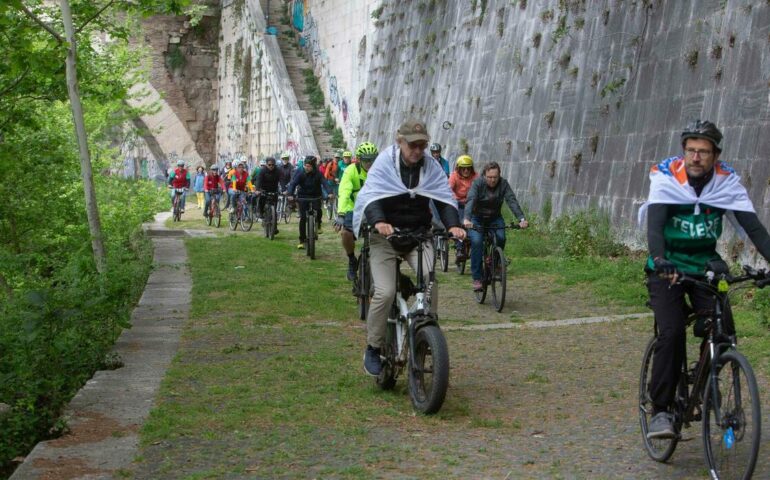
[642,120,770,439]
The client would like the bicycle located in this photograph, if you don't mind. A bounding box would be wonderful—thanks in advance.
[470,224,517,312]
[376,229,450,415]
[261,192,278,240]
[297,196,322,260]
[325,195,337,221]
[454,239,470,275]
[639,262,767,479]
[277,192,292,224]
[432,228,450,273]
[228,191,254,231]
[171,188,186,222]
[205,189,222,228]
[353,224,372,321]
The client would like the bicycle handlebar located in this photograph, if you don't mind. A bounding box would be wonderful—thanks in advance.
[675,264,770,291]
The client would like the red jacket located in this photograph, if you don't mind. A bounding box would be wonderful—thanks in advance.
[204,174,224,192]
[231,170,249,191]
[448,170,478,204]
[170,168,190,188]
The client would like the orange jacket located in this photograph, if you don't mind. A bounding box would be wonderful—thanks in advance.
[324,161,338,181]
[448,170,478,204]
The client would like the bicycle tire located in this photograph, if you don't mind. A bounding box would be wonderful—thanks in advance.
[639,336,679,462]
[241,203,254,231]
[268,205,277,239]
[358,249,371,321]
[228,209,237,230]
[408,324,449,414]
[456,241,467,275]
[439,236,449,273]
[703,349,761,480]
[307,213,316,259]
[376,320,397,390]
[491,247,507,312]
[213,202,221,228]
[172,194,181,222]
[205,199,213,226]
[474,254,488,304]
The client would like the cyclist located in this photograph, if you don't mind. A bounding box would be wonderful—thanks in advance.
[227,161,252,213]
[336,150,353,185]
[287,155,330,249]
[167,159,190,213]
[254,157,280,233]
[203,165,225,218]
[277,152,294,191]
[449,155,478,262]
[352,120,466,376]
[334,142,378,281]
[324,155,338,197]
[429,143,450,177]
[639,119,770,439]
[462,161,528,292]
[223,160,235,209]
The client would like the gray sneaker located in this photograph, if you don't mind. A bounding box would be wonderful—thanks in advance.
[647,412,675,439]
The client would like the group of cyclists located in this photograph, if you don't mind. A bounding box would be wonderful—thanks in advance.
[170,119,770,451]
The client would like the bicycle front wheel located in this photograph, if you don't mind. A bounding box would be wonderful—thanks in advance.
[639,336,679,462]
[213,202,221,228]
[307,214,316,259]
[490,247,507,312]
[703,349,761,480]
[438,236,449,273]
[376,320,397,390]
[228,210,237,230]
[205,201,213,226]
[357,249,371,321]
[474,257,488,304]
[241,205,254,231]
[173,195,181,222]
[408,324,449,414]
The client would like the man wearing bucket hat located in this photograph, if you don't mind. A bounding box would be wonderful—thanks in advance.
[352,119,466,376]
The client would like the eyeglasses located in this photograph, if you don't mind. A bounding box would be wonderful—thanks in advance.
[684,148,714,158]
[407,141,428,150]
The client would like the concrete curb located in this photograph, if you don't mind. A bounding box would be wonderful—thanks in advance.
[11,212,191,480]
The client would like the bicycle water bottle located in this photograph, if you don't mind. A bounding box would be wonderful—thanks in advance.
[724,427,735,449]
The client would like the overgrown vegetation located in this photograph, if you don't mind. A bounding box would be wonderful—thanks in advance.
[302,68,325,110]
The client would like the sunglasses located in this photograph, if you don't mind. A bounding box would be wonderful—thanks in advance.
[407,141,428,150]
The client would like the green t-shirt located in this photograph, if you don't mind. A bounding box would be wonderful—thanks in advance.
[646,203,724,274]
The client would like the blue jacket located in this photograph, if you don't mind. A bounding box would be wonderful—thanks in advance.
[287,167,328,199]
[193,172,205,192]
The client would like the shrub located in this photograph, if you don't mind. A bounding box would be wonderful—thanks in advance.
[550,209,626,258]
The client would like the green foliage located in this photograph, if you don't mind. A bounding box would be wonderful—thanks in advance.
[550,209,626,258]
[331,127,345,148]
[167,44,186,70]
[302,68,325,111]
[600,77,626,98]
[322,107,335,132]
[371,4,385,20]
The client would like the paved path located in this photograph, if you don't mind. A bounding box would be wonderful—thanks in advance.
[11,213,191,480]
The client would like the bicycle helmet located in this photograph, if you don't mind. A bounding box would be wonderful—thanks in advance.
[209,165,219,171]
[429,143,442,153]
[304,155,317,167]
[176,159,185,167]
[456,155,473,168]
[355,142,379,161]
[681,120,723,152]
[259,159,267,167]
[342,150,353,158]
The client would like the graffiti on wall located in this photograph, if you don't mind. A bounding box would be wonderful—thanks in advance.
[285,139,301,163]
[329,76,340,108]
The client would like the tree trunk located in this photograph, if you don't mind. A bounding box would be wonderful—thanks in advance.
[60,0,107,274]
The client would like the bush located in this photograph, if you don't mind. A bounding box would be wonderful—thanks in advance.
[0,178,165,475]
[331,127,345,149]
[302,68,325,111]
[550,209,626,258]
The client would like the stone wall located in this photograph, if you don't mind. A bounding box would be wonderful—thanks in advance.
[216,0,317,165]
[291,0,770,253]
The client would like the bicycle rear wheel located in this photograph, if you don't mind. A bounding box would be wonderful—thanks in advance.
[376,319,397,390]
[703,349,761,480]
[307,213,316,259]
[438,236,449,273]
[639,336,679,462]
[228,209,237,230]
[490,247,507,312]
[408,324,449,414]
[213,202,221,228]
[241,204,254,231]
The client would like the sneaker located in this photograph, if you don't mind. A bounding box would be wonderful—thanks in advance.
[274,228,279,235]
[346,256,358,282]
[363,345,382,376]
[297,242,305,249]
[180,209,185,213]
[473,279,483,291]
[647,412,675,439]
[229,207,235,213]
[317,224,323,234]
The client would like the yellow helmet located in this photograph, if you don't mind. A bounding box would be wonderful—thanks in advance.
[342,150,353,158]
[456,155,473,168]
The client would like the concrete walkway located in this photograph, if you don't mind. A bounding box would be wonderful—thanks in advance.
[11,213,191,480]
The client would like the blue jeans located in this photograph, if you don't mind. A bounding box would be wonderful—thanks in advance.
[169,189,186,209]
[228,190,247,210]
[468,216,505,281]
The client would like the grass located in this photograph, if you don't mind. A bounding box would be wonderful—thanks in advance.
[129,211,770,478]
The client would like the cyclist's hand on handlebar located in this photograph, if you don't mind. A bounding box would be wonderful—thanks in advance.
[374,222,394,236]
[448,226,466,241]
[518,219,529,229]
[333,215,345,233]
[462,219,473,229]
[653,257,679,283]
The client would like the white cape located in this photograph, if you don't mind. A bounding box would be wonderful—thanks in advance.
[637,156,754,228]
[352,144,457,238]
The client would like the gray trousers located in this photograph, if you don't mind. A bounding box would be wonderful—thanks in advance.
[367,233,437,349]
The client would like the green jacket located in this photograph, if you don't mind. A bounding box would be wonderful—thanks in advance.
[337,163,367,214]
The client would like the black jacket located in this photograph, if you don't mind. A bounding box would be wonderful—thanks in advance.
[256,167,280,193]
[287,167,327,198]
